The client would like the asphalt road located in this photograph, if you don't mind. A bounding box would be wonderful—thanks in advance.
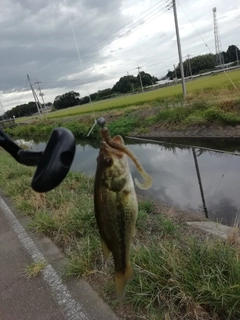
[0,194,119,320]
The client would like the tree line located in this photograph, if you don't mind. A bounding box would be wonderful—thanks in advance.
[53,71,158,110]
[3,101,52,119]
[3,44,239,118]
[165,45,240,80]
[3,71,158,117]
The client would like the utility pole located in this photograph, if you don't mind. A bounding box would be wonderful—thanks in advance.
[172,0,186,97]
[35,80,48,113]
[137,65,144,93]
[27,74,42,119]
[187,54,192,78]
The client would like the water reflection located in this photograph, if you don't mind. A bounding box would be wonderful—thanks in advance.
[29,137,240,226]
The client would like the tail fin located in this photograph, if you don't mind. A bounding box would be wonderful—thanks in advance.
[115,264,134,301]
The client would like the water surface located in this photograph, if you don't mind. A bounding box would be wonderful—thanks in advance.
[29,137,240,226]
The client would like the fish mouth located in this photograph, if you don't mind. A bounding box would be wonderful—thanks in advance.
[100,141,124,159]
[99,128,152,190]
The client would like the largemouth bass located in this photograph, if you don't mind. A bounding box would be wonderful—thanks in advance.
[94,127,152,300]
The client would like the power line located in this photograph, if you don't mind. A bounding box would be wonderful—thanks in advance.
[176,0,239,92]
[43,0,168,75]
[37,3,170,79]
[41,7,171,83]
[35,80,48,113]
[78,0,168,58]
[27,74,42,119]
[176,0,212,53]
[39,57,173,86]
[40,6,170,81]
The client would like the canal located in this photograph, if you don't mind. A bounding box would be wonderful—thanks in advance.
[20,136,240,226]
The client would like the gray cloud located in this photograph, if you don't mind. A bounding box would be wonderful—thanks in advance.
[0,0,239,110]
[0,0,129,90]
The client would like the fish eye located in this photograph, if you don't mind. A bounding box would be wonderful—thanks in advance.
[105,157,113,166]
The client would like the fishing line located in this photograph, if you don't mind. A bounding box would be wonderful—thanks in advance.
[38,1,169,79]
[86,120,97,137]
[69,21,92,102]
[69,17,96,121]
[177,0,239,92]
[40,5,170,81]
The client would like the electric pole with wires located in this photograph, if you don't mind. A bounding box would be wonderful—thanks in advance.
[172,0,186,97]
[35,80,48,113]
[137,65,144,93]
[27,74,42,119]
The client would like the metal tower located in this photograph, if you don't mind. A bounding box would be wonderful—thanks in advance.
[212,7,224,66]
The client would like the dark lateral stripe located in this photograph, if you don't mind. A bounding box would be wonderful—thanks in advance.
[116,201,126,272]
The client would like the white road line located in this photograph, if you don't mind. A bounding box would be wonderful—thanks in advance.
[0,197,90,320]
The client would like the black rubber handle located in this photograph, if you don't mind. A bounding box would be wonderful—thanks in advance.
[31,128,76,192]
[0,127,76,192]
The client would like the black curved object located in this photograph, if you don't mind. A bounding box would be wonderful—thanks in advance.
[0,127,76,193]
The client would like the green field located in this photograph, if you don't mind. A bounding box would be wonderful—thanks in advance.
[16,69,240,123]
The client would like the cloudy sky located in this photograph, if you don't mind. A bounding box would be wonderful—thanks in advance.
[0,0,239,112]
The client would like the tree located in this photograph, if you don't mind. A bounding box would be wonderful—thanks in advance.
[112,75,138,93]
[226,45,240,63]
[53,91,80,110]
[166,45,240,80]
[112,72,158,93]
[80,96,90,105]
[97,88,112,99]
[5,101,40,118]
[166,54,216,79]
[137,71,158,86]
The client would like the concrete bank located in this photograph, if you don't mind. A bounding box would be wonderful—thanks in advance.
[131,125,240,141]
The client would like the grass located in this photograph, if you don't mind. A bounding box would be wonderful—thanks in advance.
[15,69,240,123]
[119,238,240,320]
[153,101,240,128]
[25,260,47,278]
[4,69,240,140]
[6,97,240,141]
[0,150,240,319]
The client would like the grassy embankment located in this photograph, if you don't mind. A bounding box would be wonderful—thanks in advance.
[1,150,240,319]
[7,70,240,140]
